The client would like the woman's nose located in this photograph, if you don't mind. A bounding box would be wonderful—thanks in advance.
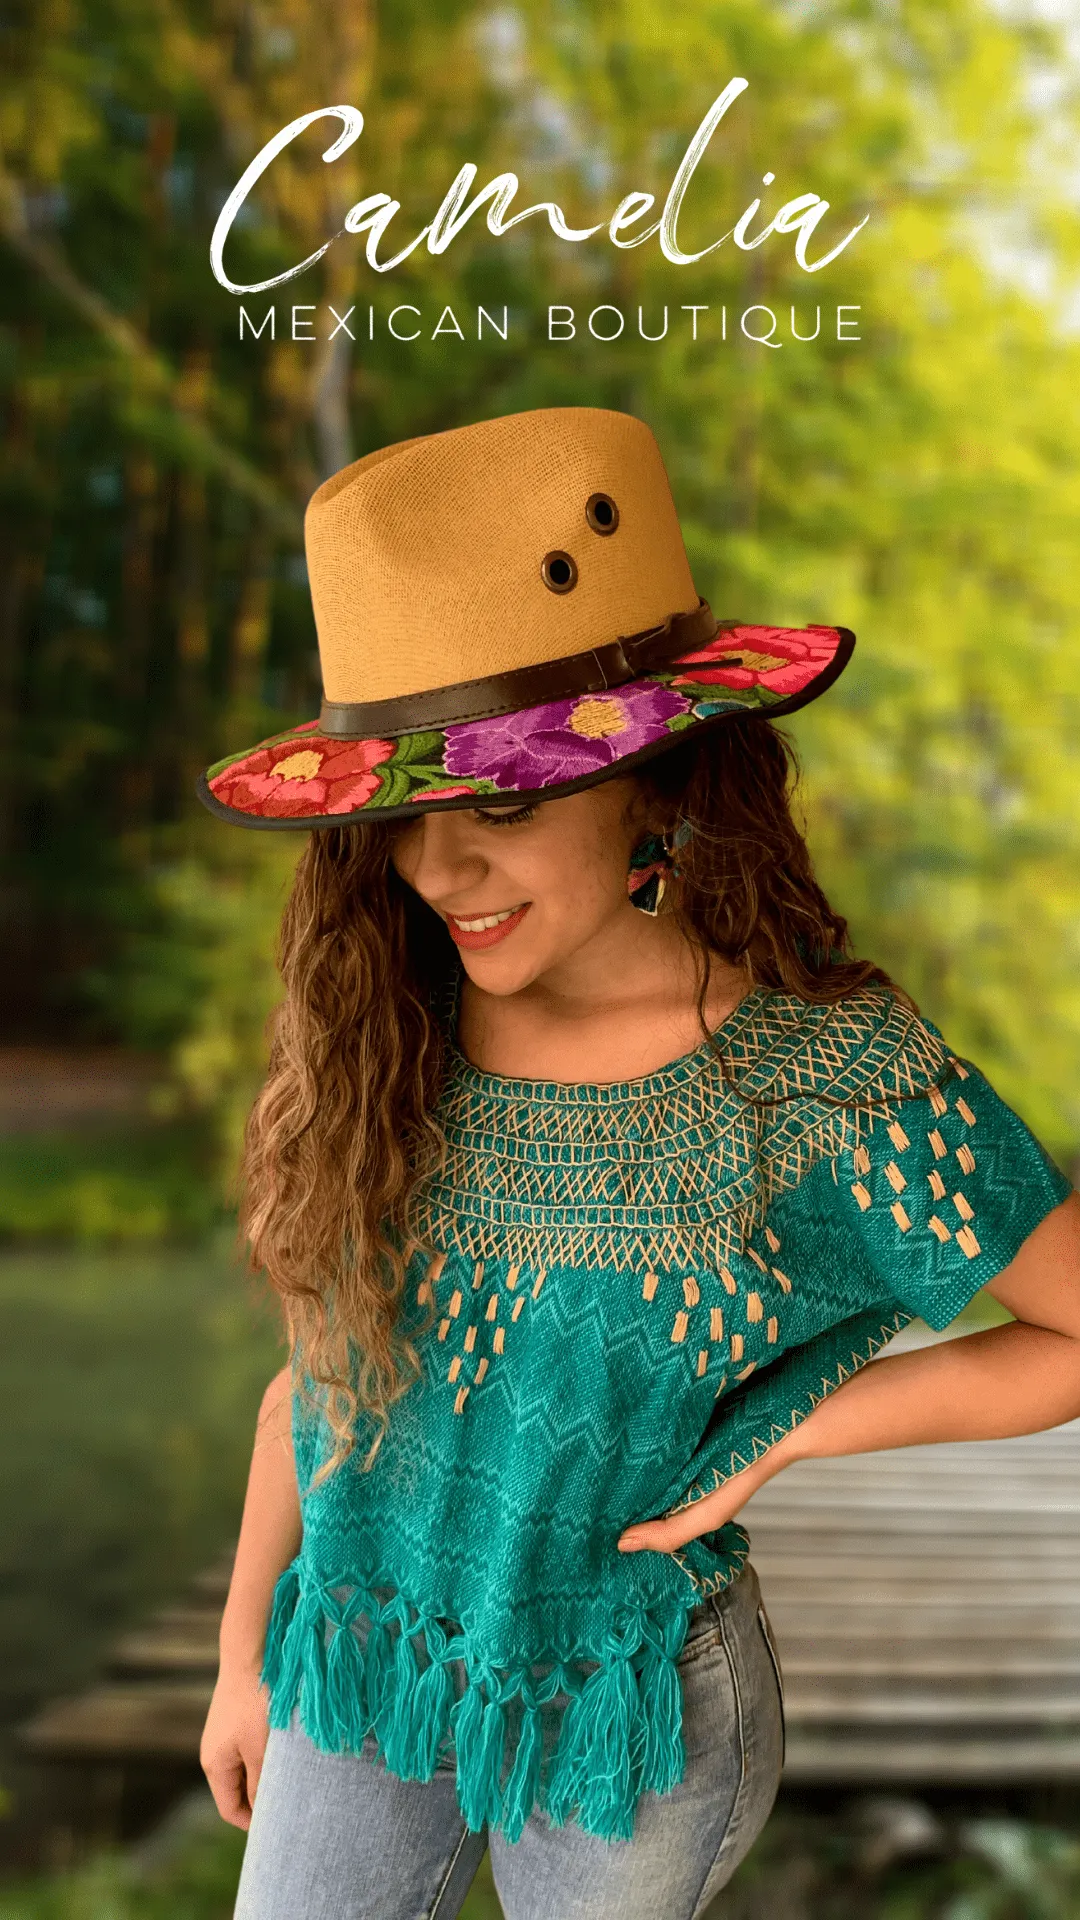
[401,813,487,900]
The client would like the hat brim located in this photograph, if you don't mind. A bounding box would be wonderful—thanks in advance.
[197,624,854,829]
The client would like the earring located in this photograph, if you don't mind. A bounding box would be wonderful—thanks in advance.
[627,830,675,916]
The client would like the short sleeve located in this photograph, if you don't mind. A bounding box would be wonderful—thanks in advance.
[829,1050,1073,1330]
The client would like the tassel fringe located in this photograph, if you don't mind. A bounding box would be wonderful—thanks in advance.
[325,1601,369,1747]
[380,1619,421,1775]
[499,1696,543,1842]
[408,1651,454,1779]
[545,1654,641,1839]
[637,1613,688,1795]
[262,1557,690,1843]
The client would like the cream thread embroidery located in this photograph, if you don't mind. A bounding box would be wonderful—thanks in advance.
[410,990,952,1413]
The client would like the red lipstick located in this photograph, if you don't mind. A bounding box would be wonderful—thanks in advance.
[444,903,531,951]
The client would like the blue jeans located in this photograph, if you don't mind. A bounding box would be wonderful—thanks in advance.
[233,1561,785,1920]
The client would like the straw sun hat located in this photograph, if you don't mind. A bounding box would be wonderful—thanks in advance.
[198,408,854,827]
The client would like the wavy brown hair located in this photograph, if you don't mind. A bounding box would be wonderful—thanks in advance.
[241,718,903,1484]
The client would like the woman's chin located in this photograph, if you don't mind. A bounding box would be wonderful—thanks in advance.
[460,950,542,995]
[456,928,557,995]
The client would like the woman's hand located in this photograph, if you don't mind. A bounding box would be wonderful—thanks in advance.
[200,1660,271,1829]
[618,1433,801,1554]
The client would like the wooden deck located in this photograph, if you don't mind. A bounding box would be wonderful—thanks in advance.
[743,1411,1080,1783]
[19,1561,227,1771]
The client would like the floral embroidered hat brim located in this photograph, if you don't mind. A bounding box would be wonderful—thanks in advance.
[198,408,854,827]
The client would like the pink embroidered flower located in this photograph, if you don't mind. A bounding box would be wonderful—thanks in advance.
[671,625,839,696]
[406,783,480,803]
[209,734,394,819]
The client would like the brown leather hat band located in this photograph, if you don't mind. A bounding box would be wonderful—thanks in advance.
[318,600,726,738]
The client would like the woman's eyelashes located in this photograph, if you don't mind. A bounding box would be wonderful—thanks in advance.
[473,804,537,828]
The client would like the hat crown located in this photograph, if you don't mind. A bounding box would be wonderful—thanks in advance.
[304,407,700,705]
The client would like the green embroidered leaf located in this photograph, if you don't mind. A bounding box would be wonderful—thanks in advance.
[406,763,472,790]
[388,730,447,767]
[414,771,500,796]
[373,763,419,808]
[366,746,511,808]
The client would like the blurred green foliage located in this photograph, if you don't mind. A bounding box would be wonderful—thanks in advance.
[0,1125,223,1241]
[0,1819,248,1920]
[712,1803,1080,1920]
[108,825,301,1184]
[0,1808,501,1920]
[2,0,1079,1186]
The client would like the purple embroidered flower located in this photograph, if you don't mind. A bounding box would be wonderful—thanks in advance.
[444,682,691,790]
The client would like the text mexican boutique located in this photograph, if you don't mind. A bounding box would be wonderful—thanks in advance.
[238,304,862,348]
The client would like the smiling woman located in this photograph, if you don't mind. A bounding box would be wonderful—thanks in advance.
[193,408,1080,1920]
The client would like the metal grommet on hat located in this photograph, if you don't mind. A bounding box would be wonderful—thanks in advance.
[540,550,578,594]
[585,492,619,535]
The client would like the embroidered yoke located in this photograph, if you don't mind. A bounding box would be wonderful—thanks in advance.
[261,985,1071,1845]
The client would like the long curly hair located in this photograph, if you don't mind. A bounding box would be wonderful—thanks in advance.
[240,718,901,1484]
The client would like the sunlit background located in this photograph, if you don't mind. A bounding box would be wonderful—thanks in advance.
[2,0,1079,1911]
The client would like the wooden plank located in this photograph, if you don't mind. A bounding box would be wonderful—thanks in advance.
[755,1445,1080,1466]
[188,1559,234,1604]
[761,1604,1080,1630]
[778,1652,1080,1679]
[784,1734,1080,1784]
[747,1519,1080,1544]
[20,1684,213,1763]
[755,1470,1080,1493]
[762,1611,1080,1639]
[749,1485,1080,1510]
[741,1413,1080,1784]
[782,1692,1080,1725]
[108,1618,220,1680]
[798,1452,1080,1470]
[749,1555,1080,1582]
[749,1491,1080,1515]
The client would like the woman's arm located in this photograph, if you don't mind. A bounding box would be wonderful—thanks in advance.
[619,1190,1080,1554]
[200,1363,303,1828]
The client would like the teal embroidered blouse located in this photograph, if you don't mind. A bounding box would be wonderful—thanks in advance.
[261,984,1071,1847]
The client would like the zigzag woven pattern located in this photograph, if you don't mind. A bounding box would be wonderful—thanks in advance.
[264,984,1072,1846]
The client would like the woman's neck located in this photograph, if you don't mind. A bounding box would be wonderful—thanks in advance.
[455,913,750,1085]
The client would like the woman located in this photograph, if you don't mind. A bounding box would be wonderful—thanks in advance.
[197,408,1080,1920]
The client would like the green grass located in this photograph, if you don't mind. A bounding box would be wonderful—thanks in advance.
[0,1239,281,1736]
[0,1824,248,1920]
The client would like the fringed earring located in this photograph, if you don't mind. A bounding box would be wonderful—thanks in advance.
[627,829,676,916]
